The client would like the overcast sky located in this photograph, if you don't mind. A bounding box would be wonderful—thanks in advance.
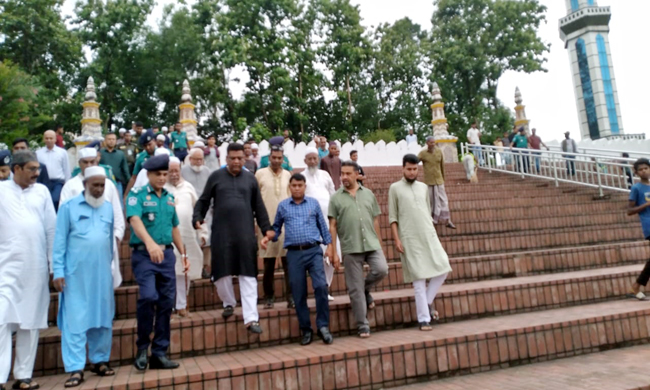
[63,0,649,142]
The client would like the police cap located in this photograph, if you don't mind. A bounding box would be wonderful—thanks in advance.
[142,154,169,172]
[0,150,11,167]
[269,136,284,146]
[86,140,102,151]
[139,130,156,146]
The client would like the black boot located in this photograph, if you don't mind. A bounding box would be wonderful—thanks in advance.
[133,349,148,371]
[149,354,180,370]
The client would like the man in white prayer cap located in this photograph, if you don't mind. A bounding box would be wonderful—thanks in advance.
[53,166,117,386]
[156,134,167,149]
[60,147,125,288]
[117,128,127,146]
[251,143,260,166]
[303,147,340,300]
[0,150,56,390]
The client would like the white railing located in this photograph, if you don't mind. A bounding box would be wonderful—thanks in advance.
[460,143,637,197]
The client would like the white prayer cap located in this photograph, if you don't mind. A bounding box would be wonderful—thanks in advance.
[129,130,136,135]
[162,126,168,133]
[169,156,181,165]
[155,148,169,156]
[118,128,127,134]
[84,166,105,179]
[157,134,166,141]
[78,147,98,161]
[251,143,259,150]
[305,147,319,157]
[193,141,205,149]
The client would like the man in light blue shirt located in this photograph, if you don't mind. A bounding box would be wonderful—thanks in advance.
[52,167,115,386]
[36,130,71,210]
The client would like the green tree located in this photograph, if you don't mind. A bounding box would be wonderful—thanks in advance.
[0,61,50,144]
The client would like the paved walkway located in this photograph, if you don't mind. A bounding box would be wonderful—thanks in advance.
[394,344,650,390]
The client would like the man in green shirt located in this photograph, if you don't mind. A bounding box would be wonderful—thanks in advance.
[170,122,189,162]
[124,130,157,200]
[126,154,188,371]
[100,132,131,198]
[510,127,530,174]
[328,161,388,338]
[118,131,138,172]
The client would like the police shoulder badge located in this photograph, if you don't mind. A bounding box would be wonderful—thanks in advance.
[3,156,9,164]
[128,197,138,206]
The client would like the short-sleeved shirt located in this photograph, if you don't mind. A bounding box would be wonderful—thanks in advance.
[126,184,179,246]
[328,186,382,255]
[418,148,445,186]
[467,128,481,145]
[512,134,528,149]
[630,182,650,239]
[170,131,188,149]
[528,135,542,150]
[132,151,154,177]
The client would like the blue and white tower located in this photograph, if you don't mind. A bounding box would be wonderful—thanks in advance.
[559,0,623,140]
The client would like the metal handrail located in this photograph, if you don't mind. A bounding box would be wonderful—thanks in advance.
[460,143,636,197]
[546,144,647,158]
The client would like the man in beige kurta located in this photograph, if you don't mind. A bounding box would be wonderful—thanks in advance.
[418,136,456,229]
[166,157,208,317]
[255,146,293,309]
[389,154,452,331]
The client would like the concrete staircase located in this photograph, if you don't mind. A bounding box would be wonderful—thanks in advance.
[31,164,650,389]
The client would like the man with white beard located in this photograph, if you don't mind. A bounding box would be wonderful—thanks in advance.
[165,157,208,317]
[303,147,340,301]
[0,151,56,390]
[53,167,116,387]
[60,147,125,288]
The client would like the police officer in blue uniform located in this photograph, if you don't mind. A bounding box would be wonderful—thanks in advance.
[0,150,11,181]
[126,154,189,370]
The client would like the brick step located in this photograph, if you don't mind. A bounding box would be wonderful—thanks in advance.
[99,240,650,316]
[35,265,642,376]
[35,300,650,390]
[394,344,650,390]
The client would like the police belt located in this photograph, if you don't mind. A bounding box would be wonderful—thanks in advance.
[286,242,320,251]
[174,147,187,152]
[132,244,173,252]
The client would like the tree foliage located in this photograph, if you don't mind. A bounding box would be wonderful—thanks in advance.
[0,0,549,147]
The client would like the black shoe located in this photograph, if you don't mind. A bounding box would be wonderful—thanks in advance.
[317,327,333,344]
[133,349,148,371]
[247,321,263,334]
[300,330,313,346]
[287,297,295,309]
[222,305,234,319]
[149,354,180,370]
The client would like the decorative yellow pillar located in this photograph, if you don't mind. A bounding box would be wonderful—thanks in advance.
[514,87,530,134]
[431,82,458,163]
[178,79,199,147]
[74,77,103,148]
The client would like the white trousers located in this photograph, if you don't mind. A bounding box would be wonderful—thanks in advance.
[214,276,259,324]
[0,324,39,383]
[176,277,190,310]
[321,239,341,288]
[413,273,448,323]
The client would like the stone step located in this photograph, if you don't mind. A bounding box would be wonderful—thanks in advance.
[35,300,650,390]
[66,240,650,323]
[35,265,642,376]
[394,344,650,390]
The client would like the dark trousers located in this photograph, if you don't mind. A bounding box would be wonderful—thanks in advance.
[263,257,291,299]
[131,248,176,357]
[286,246,330,332]
[49,179,65,211]
[637,240,650,286]
[565,157,576,175]
[174,148,188,162]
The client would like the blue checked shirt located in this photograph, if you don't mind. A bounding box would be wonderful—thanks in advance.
[272,196,332,247]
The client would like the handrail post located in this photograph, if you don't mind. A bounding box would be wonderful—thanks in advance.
[487,146,492,173]
[553,155,559,187]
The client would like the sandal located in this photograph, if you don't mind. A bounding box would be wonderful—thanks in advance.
[246,321,263,334]
[358,325,371,338]
[419,322,433,331]
[90,362,115,377]
[626,291,648,301]
[365,291,375,310]
[264,298,274,309]
[431,309,440,322]
[222,305,234,319]
[12,379,39,390]
[446,222,457,229]
[63,372,84,388]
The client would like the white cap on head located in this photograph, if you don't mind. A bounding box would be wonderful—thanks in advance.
[193,141,205,149]
[157,134,166,141]
[169,156,181,165]
[118,128,127,134]
[84,166,106,179]
[78,148,98,161]
[129,130,136,135]
[251,143,259,150]
[305,147,319,157]
[162,126,168,133]
[155,148,169,156]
